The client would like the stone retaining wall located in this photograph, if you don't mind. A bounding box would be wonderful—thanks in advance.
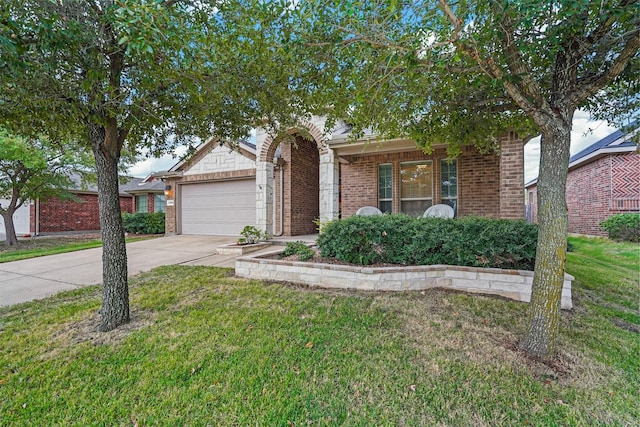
[236,251,573,309]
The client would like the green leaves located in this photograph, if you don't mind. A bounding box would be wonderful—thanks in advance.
[0,128,89,237]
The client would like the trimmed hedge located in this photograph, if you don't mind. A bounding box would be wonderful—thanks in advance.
[317,214,538,270]
[600,213,640,242]
[122,212,165,234]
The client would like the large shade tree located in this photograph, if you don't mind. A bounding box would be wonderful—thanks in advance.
[288,0,639,358]
[0,0,307,331]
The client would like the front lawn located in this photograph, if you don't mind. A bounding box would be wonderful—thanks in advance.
[0,235,155,263]
[0,237,637,425]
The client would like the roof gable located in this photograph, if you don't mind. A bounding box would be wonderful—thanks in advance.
[569,125,637,164]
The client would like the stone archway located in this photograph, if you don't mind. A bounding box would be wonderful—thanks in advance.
[256,120,339,236]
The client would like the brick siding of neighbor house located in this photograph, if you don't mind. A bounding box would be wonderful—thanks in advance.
[527,152,639,236]
[30,193,134,233]
[340,145,510,218]
[281,136,320,236]
[567,153,639,235]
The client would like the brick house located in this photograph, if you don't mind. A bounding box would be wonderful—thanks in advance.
[0,174,165,236]
[163,116,525,237]
[525,126,639,236]
[125,174,167,215]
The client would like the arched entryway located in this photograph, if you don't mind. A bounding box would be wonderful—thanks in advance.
[256,120,339,237]
[272,135,320,236]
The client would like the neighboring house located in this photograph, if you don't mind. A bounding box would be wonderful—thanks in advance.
[1,173,166,237]
[30,174,136,234]
[525,126,639,236]
[124,174,167,214]
[162,116,525,237]
[0,200,31,236]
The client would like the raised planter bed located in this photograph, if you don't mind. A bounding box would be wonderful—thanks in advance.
[217,242,272,255]
[236,249,573,309]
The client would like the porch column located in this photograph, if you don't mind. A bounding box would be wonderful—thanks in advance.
[256,160,274,236]
[319,148,339,224]
[499,133,525,220]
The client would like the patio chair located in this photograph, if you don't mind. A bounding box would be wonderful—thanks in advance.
[356,206,383,216]
[423,204,455,219]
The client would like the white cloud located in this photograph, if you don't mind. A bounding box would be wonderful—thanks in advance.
[524,110,618,183]
[128,146,188,178]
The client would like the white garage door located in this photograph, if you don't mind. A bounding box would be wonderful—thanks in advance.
[180,179,256,236]
[0,199,31,235]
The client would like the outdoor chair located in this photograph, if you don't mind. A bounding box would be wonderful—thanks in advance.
[423,204,455,219]
[356,206,383,216]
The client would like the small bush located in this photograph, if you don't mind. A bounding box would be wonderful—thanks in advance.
[317,214,538,270]
[282,241,315,261]
[238,226,267,245]
[122,212,165,234]
[600,213,640,242]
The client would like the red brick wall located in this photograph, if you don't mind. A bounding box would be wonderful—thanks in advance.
[274,166,283,235]
[459,146,501,218]
[340,146,504,218]
[286,136,320,235]
[499,134,525,219]
[527,152,639,236]
[31,193,134,233]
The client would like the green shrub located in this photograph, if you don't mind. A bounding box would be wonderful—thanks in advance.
[238,225,267,245]
[317,214,538,270]
[600,213,640,242]
[282,241,315,261]
[122,212,165,234]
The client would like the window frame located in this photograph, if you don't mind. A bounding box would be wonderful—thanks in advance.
[135,194,148,213]
[399,160,433,216]
[440,159,458,214]
[154,194,166,213]
[378,163,393,213]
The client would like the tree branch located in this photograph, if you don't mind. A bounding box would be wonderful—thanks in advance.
[565,0,635,66]
[437,0,556,127]
[568,32,640,108]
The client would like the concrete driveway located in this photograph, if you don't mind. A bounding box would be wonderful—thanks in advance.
[0,235,243,307]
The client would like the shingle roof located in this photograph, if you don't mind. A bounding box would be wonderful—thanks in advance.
[568,124,637,164]
[67,173,147,196]
[526,124,638,189]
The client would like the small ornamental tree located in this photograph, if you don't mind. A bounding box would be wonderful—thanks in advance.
[0,129,90,245]
[0,0,307,331]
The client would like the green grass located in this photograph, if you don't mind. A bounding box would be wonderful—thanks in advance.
[0,237,638,425]
[0,236,155,263]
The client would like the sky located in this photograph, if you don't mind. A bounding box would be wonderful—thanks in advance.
[127,110,619,183]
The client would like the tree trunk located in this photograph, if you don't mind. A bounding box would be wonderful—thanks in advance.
[1,210,18,246]
[520,120,572,359]
[90,125,130,332]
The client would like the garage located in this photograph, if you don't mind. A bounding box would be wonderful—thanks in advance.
[180,179,256,236]
[0,200,31,235]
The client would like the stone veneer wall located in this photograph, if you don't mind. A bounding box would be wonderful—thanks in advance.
[236,253,573,309]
